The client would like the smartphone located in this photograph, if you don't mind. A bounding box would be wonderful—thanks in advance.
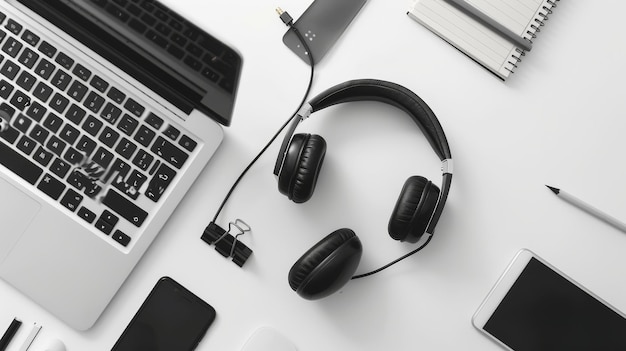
[472,249,626,350]
[112,277,216,351]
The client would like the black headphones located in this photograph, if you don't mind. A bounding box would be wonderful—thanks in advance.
[273,79,453,300]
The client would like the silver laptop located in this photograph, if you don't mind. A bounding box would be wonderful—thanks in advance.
[0,0,242,330]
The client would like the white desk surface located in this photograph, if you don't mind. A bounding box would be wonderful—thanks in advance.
[2,0,626,350]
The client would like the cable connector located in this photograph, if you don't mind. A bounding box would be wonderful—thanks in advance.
[276,7,294,26]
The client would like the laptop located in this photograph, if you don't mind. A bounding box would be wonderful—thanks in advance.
[0,0,242,330]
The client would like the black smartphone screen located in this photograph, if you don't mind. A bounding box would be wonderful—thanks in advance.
[112,277,216,351]
[484,257,626,350]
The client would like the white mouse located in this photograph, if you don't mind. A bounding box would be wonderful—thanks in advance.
[240,327,296,351]
[43,339,66,351]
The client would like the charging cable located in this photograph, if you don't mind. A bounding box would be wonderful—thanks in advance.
[210,8,316,228]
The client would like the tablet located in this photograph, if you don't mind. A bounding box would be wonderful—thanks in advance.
[472,249,626,350]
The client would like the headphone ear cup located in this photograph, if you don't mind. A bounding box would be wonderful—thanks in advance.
[388,176,440,243]
[288,228,362,300]
[277,133,326,203]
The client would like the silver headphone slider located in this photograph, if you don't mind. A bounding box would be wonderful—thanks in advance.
[441,159,453,175]
[298,103,313,120]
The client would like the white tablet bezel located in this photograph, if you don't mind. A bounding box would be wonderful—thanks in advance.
[472,248,626,350]
[471,248,536,331]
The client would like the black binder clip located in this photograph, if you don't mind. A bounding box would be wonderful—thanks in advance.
[201,219,253,267]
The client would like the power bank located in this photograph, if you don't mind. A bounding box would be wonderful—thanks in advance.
[282,0,367,64]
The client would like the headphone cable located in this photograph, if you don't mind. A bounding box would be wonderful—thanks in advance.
[351,234,433,279]
[212,10,315,223]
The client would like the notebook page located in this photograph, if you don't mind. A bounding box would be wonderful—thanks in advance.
[470,0,543,37]
[408,0,520,79]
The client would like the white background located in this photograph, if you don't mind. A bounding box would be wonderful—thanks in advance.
[2,0,626,350]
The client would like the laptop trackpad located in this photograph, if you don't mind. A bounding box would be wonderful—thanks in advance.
[0,178,41,263]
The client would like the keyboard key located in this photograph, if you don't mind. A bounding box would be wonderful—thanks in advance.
[145,163,175,202]
[0,135,43,184]
[151,136,188,169]
[134,125,155,147]
[60,188,83,212]
[26,101,46,122]
[83,91,105,113]
[101,102,121,124]
[55,52,74,70]
[178,134,197,152]
[1,60,20,79]
[92,146,114,169]
[17,48,38,69]
[0,79,13,98]
[100,210,119,226]
[50,93,70,114]
[5,19,23,35]
[112,230,131,246]
[123,98,144,117]
[29,124,49,144]
[98,126,120,148]
[35,58,55,80]
[33,145,53,166]
[163,125,180,140]
[82,115,103,136]
[115,137,137,159]
[42,112,62,133]
[117,114,138,136]
[50,157,71,178]
[65,104,86,125]
[102,189,148,227]
[145,112,163,130]
[77,206,96,223]
[72,63,91,81]
[95,217,114,235]
[16,71,36,91]
[0,123,18,144]
[107,86,126,104]
[51,70,72,91]
[90,75,109,92]
[37,173,65,200]
[2,37,22,58]
[38,41,56,58]
[9,90,31,111]
[21,30,40,47]
[33,81,53,102]
[68,80,88,102]
[63,146,84,165]
[46,135,67,157]
[76,135,97,156]
[132,149,153,171]
[59,123,80,144]
[16,134,36,155]
[12,113,31,133]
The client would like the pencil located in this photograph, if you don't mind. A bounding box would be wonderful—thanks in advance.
[0,318,22,351]
[546,185,626,234]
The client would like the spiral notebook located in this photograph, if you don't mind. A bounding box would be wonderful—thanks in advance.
[408,0,559,80]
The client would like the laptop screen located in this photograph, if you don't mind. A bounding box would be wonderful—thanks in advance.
[15,0,242,126]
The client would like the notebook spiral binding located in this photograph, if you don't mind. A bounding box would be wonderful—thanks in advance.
[506,0,560,74]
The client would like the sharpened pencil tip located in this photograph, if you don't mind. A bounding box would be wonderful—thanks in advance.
[546,185,560,195]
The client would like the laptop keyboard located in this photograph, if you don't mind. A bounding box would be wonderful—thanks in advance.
[0,10,198,248]
[89,0,241,94]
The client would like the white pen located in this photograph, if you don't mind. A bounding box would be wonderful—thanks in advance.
[546,185,626,234]
[18,323,41,351]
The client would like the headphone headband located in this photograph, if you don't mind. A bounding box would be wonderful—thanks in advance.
[274,79,452,234]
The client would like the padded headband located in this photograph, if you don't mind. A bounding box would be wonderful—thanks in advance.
[308,79,451,160]
[274,79,452,234]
